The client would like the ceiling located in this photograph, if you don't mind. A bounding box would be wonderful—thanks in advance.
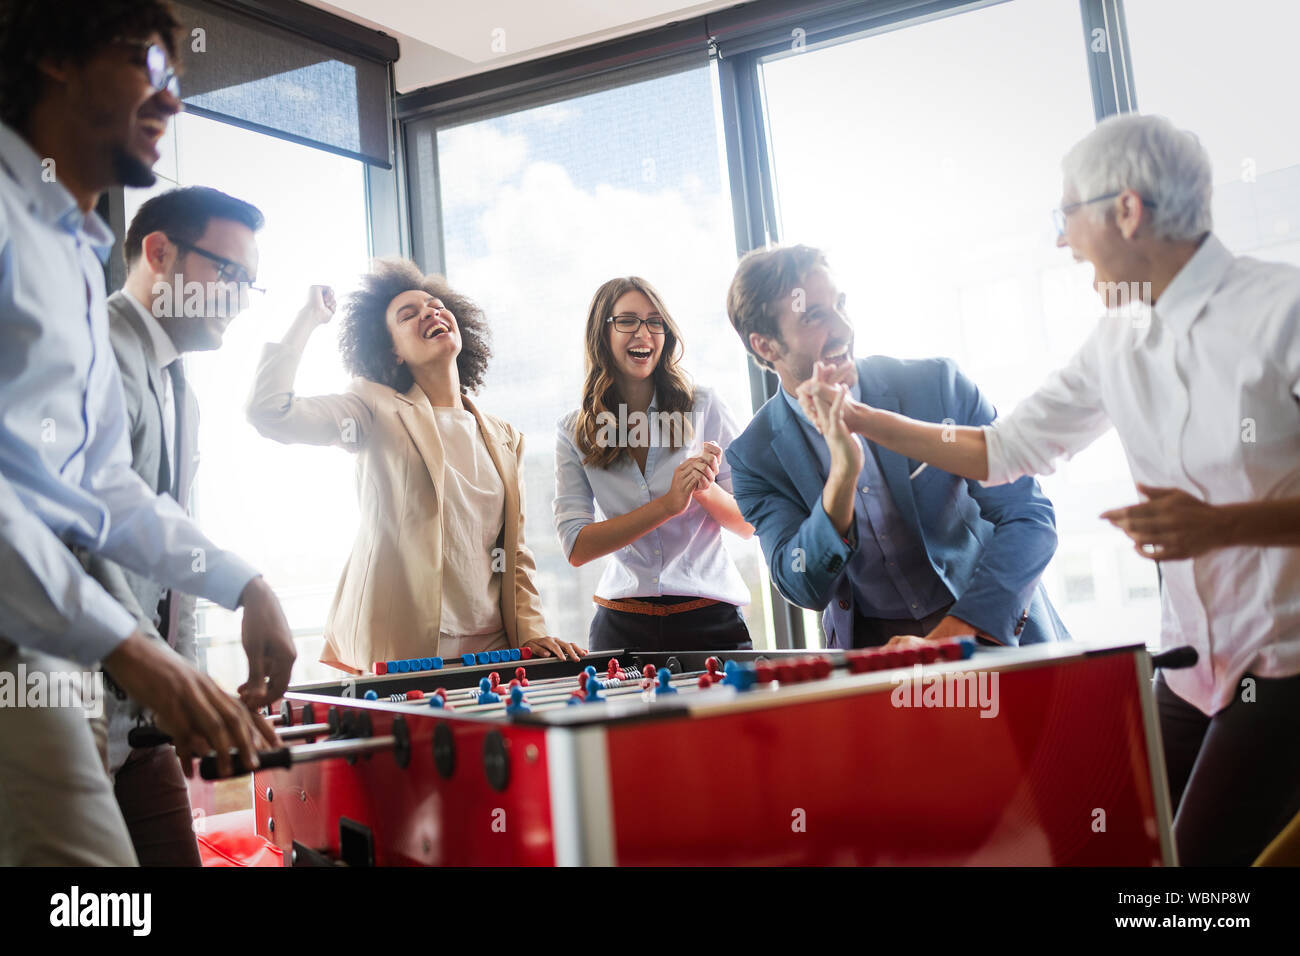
[301,0,747,93]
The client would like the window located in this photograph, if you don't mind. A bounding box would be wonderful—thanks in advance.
[1061,552,1098,605]
[418,63,776,647]
[758,0,1161,639]
[1124,0,1300,268]
[1120,549,1159,603]
[125,0,1289,672]
[123,112,371,688]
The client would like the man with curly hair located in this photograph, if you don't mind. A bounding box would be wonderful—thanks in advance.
[247,262,586,672]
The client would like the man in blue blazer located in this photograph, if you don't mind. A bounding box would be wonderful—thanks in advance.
[724,245,1068,649]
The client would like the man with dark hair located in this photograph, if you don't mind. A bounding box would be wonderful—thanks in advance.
[0,0,294,865]
[122,185,265,349]
[88,186,266,865]
[0,0,183,185]
[724,244,1068,650]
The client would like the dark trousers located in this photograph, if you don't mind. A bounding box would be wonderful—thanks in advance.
[114,745,202,867]
[1156,671,1300,866]
[852,604,953,648]
[589,597,752,653]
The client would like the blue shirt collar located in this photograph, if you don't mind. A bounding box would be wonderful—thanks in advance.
[0,120,115,263]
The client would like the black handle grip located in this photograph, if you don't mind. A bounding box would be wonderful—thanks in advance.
[1150,645,1198,670]
[199,747,292,780]
[127,725,172,748]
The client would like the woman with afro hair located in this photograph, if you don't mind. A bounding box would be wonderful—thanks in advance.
[247,259,586,674]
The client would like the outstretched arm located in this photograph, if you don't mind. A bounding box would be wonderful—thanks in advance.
[245,285,374,449]
[798,333,1113,487]
[853,405,990,480]
[798,367,990,479]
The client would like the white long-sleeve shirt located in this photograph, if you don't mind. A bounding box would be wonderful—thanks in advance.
[553,387,750,607]
[0,120,258,666]
[983,233,1300,715]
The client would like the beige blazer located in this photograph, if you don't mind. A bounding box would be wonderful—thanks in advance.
[246,341,549,674]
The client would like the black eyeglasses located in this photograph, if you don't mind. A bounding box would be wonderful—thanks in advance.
[169,237,264,293]
[606,313,666,335]
[115,38,180,98]
[1053,191,1157,237]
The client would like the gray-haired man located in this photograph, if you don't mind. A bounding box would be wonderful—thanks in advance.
[797,113,1300,865]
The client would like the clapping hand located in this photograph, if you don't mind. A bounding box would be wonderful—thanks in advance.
[690,441,723,499]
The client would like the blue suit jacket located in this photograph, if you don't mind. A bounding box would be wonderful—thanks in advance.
[726,356,1069,648]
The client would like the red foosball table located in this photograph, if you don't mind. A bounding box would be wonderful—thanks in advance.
[227,638,1178,866]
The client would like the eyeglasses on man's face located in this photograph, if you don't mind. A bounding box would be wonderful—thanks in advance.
[168,237,265,294]
[607,313,666,335]
[1052,191,1158,238]
[114,38,181,98]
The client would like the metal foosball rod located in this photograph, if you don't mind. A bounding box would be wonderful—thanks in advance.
[392,669,709,714]
[441,673,712,716]
[140,669,712,780]
[423,656,686,698]
[512,667,733,713]
[365,662,672,703]
[459,670,685,701]
[274,721,332,741]
[203,674,702,777]
[198,733,400,780]
[444,665,646,696]
[359,668,611,706]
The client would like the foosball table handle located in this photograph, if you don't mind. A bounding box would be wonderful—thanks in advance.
[199,747,293,780]
[1149,645,1198,670]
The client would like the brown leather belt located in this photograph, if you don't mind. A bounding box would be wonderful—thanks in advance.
[593,596,720,617]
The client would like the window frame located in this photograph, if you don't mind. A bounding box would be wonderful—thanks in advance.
[393,0,1137,649]
[98,0,1144,657]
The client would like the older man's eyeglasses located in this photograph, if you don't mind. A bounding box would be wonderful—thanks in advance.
[115,38,181,98]
[1052,191,1157,238]
[607,314,666,335]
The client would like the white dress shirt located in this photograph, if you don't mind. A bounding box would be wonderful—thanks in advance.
[984,233,1300,714]
[553,386,750,606]
[0,120,258,665]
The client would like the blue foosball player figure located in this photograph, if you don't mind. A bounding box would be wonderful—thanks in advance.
[505,684,530,716]
[655,667,677,695]
[722,660,758,692]
[477,676,501,705]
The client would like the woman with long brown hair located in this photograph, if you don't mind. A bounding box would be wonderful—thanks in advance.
[553,277,755,652]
